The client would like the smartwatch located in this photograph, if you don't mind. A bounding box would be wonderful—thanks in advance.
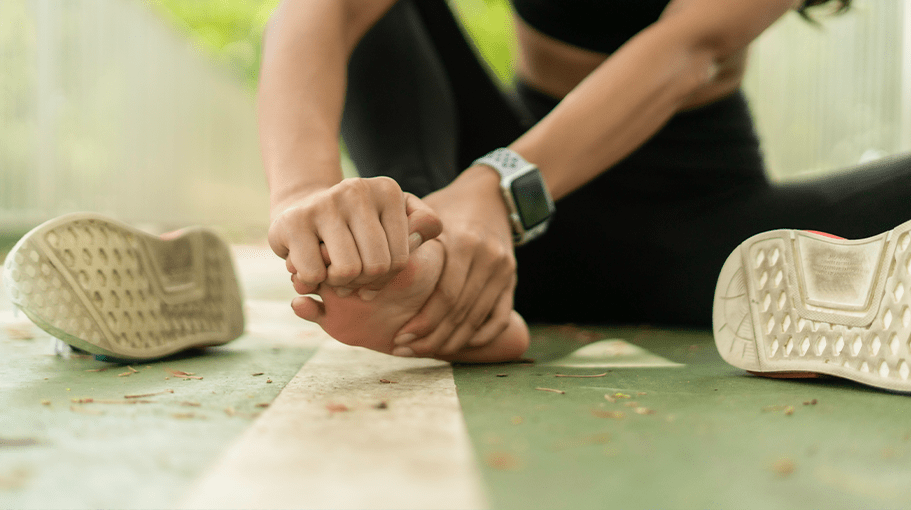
[473,148,555,246]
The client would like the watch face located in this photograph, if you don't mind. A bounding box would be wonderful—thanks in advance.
[510,169,552,230]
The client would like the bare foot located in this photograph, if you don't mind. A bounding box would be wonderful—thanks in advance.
[291,240,529,363]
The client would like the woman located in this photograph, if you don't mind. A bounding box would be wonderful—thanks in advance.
[261,0,911,361]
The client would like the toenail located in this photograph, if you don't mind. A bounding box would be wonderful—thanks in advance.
[394,333,416,345]
[392,346,415,357]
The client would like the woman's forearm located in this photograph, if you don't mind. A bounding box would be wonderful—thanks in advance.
[509,0,797,201]
[259,0,399,219]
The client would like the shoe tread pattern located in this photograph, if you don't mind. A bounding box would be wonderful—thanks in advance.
[716,225,911,392]
[3,214,244,360]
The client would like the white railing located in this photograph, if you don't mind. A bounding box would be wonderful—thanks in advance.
[744,0,911,179]
[0,0,268,236]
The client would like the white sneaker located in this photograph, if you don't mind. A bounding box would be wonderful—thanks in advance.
[713,224,911,392]
[3,213,244,360]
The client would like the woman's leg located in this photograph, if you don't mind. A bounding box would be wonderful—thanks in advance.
[341,0,529,197]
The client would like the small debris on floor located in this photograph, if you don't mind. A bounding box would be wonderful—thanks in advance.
[0,438,42,448]
[40,400,51,406]
[803,399,818,406]
[495,374,508,378]
[180,401,201,407]
[634,407,656,415]
[535,387,565,394]
[71,398,93,404]
[255,403,270,409]
[0,468,31,490]
[85,368,108,373]
[771,458,796,476]
[326,403,349,413]
[252,372,265,376]
[784,406,795,416]
[125,389,174,399]
[3,322,34,340]
[117,371,133,377]
[613,393,632,399]
[266,378,273,384]
[591,409,625,420]
[374,401,388,410]
[172,412,200,420]
[554,372,608,378]
[485,451,521,471]
[379,379,397,384]
[166,369,203,380]
[126,366,138,373]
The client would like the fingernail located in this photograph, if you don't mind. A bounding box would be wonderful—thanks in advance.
[335,287,353,298]
[394,333,416,345]
[392,346,415,357]
[408,232,423,252]
[358,288,379,301]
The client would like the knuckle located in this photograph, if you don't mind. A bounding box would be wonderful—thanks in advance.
[361,260,391,279]
[329,263,361,282]
[371,176,400,194]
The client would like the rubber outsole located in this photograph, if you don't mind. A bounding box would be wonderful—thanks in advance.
[2,213,244,360]
[713,221,911,392]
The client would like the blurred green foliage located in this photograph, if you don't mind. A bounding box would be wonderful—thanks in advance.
[150,0,516,90]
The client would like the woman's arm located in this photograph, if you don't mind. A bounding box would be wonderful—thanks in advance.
[510,0,799,200]
[392,0,800,356]
[261,0,441,294]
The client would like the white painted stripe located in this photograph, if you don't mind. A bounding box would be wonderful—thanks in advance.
[179,339,488,510]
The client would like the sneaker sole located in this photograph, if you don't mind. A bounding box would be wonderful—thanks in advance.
[713,222,911,392]
[2,213,244,360]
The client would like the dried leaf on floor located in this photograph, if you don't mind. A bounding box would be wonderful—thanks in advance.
[485,451,521,471]
[591,409,625,420]
[535,387,565,394]
[252,372,264,376]
[166,369,203,380]
[4,323,34,340]
[0,468,30,490]
[326,403,349,413]
[125,389,174,399]
[634,407,656,415]
[0,438,42,448]
[379,379,397,384]
[771,458,796,476]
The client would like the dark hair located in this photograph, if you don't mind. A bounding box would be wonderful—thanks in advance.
[797,0,852,20]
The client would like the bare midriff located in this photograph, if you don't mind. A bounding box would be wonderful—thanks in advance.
[513,15,749,111]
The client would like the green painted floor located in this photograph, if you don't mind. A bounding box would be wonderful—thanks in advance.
[2,246,911,509]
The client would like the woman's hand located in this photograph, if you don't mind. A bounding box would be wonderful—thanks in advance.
[268,176,442,297]
[391,166,518,357]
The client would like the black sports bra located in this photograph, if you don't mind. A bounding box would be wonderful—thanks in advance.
[511,0,671,54]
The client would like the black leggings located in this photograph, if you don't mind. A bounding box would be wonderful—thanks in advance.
[341,0,911,327]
